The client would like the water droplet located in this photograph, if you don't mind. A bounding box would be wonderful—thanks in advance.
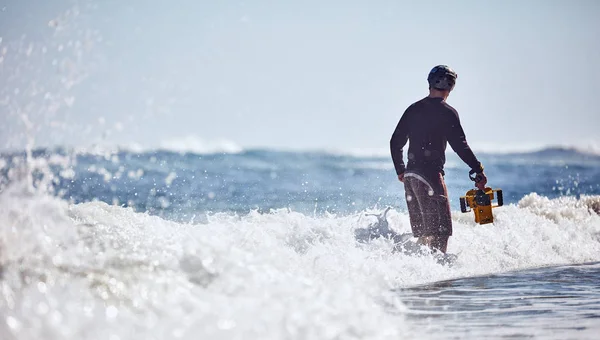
[106,305,119,319]
[6,316,21,330]
[37,282,47,293]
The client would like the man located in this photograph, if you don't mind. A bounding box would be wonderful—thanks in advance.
[390,65,487,254]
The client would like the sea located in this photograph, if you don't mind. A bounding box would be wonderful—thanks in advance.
[1,146,599,339]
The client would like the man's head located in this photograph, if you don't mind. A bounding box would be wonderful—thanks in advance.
[427,65,457,94]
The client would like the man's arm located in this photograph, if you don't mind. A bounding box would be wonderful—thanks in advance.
[390,110,410,177]
[445,109,484,174]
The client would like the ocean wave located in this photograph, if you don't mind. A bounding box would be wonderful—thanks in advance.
[3,142,600,161]
[158,136,244,155]
[480,144,600,158]
[270,144,600,160]
[0,138,244,158]
[1,188,599,339]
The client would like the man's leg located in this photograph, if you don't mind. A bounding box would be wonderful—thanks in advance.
[404,176,426,237]
[417,235,449,253]
[415,172,452,254]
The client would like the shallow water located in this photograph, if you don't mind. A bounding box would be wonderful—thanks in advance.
[396,262,600,339]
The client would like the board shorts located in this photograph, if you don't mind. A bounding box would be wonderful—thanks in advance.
[403,171,452,237]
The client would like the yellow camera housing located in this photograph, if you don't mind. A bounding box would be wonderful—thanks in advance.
[459,187,503,224]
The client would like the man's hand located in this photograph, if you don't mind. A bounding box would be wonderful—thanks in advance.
[474,172,488,191]
[398,173,405,182]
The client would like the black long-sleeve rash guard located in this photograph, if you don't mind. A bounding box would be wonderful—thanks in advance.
[390,97,483,176]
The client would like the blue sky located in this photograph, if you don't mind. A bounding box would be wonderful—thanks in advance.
[1,0,599,153]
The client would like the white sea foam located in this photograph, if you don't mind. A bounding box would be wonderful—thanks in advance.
[159,136,243,155]
[322,140,600,158]
[25,138,244,158]
[1,184,599,339]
